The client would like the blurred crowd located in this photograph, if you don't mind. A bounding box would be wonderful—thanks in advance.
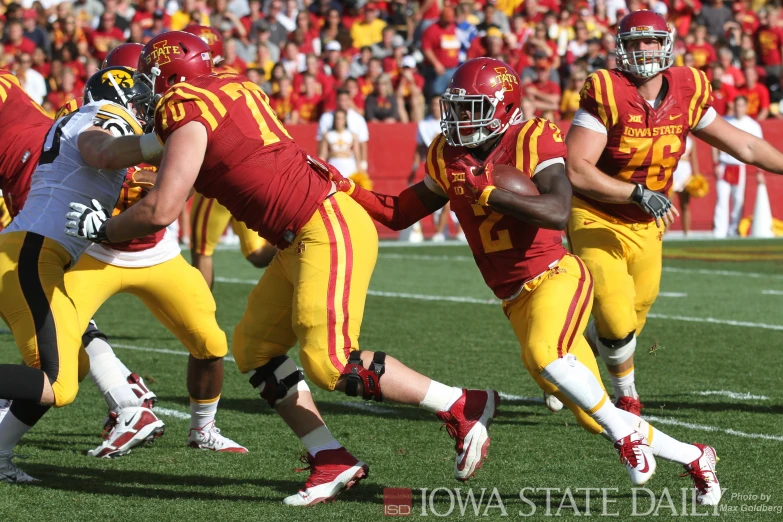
[1,0,782,122]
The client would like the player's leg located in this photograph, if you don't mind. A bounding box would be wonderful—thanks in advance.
[678,191,691,236]
[713,172,731,238]
[729,165,746,237]
[127,255,243,452]
[568,207,641,412]
[505,253,655,485]
[293,194,497,483]
[189,193,232,288]
[64,255,165,458]
[627,222,663,339]
[232,218,278,268]
[0,233,82,481]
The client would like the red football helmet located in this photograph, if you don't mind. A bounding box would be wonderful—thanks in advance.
[136,31,213,117]
[440,58,523,148]
[102,43,144,69]
[183,24,224,64]
[616,10,674,78]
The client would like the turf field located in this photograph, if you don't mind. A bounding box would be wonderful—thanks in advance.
[2,238,782,521]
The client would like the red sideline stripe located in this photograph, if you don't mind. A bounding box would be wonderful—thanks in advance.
[330,198,353,362]
[319,204,343,372]
[566,256,594,352]
[557,257,586,358]
[199,198,215,255]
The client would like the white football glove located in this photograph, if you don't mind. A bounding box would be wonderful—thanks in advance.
[65,199,110,243]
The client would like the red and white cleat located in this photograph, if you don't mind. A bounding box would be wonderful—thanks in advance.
[187,421,247,453]
[615,396,643,416]
[437,388,499,481]
[283,448,369,506]
[87,407,165,458]
[127,373,157,408]
[615,431,656,485]
[682,444,722,506]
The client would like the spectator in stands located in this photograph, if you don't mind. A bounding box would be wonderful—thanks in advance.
[75,0,107,25]
[365,74,403,123]
[522,59,560,120]
[739,67,770,121]
[583,38,606,72]
[394,55,424,122]
[755,9,783,80]
[171,0,208,30]
[343,77,366,115]
[263,62,287,94]
[421,6,460,98]
[565,20,590,65]
[477,0,510,35]
[322,40,343,74]
[4,20,36,58]
[350,46,374,78]
[15,52,46,105]
[710,64,737,116]
[560,66,587,121]
[292,73,325,123]
[740,50,766,87]
[249,43,275,80]
[276,0,299,33]
[671,135,700,237]
[221,39,247,74]
[358,56,383,97]
[22,10,49,55]
[686,24,716,70]
[320,8,353,52]
[717,46,744,87]
[351,2,387,49]
[47,66,80,111]
[320,108,360,178]
[281,41,305,77]
[269,76,295,123]
[713,95,762,238]
[266,1,291,48]
[373,27,399,59]
[695,0,732,42]
[319,89,369,171]
[253,22,280,63]
[89,13,125,62]
[455,5,478,63]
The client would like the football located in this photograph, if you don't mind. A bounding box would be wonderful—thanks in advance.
[491,163,540,196]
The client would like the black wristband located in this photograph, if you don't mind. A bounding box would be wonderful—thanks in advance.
[631,183,644,204]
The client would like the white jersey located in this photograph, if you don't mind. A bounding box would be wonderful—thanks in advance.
[719,116,763,166]
[85,227,181,268]
[5,100,143,263]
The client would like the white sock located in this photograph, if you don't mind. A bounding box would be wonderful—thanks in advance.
[190,398,219,430]
[610,369,638,400]
[614,409,702,464]
[541,354,633,442]
[419,380,463,413]
[0,413,32,452]
[87,340,140,412]
[115,358,133,380]
[300,425,341,456]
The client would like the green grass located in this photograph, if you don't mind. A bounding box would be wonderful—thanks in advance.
[2,239,783,521]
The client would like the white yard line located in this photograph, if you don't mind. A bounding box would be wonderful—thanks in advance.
[644,415,783,442]
[662,266,783,280]
[155,407,191,420]
[498,392,544,404]
[693,390,769,400]
[112,343,236,362]
[339,402,396,415]
[762,290,783,295]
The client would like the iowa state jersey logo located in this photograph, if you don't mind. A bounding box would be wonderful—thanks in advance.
[145,40,181,66]
[102,69,134,88]
[488,67,518,92]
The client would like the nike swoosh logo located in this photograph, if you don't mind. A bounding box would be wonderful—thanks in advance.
[457,442,473,471]
[669,114,682,120]
[583,219,595,225]
[124,417,135,428]
[637,450,650,473]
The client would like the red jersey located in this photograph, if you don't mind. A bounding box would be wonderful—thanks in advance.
[756,26,783,66]
[424,118,567,299]
[88,27,126,61]
[3,38,36,57]
[293,93,323,122]
[578,67,713,223]
[0,70,52,216]
[154,73,332,248]
[269,90,294,122]
[685,42,715,70]
[421,23,460,69]
[711,83,737,116]
[738,83,770,118]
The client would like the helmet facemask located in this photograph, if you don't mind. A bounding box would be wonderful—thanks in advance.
[133,67,163,132]
[85,68,154,131]
[616,28,674,78]
[440,89,515,147]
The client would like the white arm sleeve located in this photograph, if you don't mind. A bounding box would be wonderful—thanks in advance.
[423,173,448,197]
[533,157,565,175]
[693,106,717,132]
[571,108,608,134]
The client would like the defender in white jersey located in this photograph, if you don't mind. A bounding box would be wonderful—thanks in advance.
[0,67,157,483]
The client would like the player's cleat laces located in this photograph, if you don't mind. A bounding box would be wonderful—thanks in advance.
[614,432,656,485]
[681,444,722,506]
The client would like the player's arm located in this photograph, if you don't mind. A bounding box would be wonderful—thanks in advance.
[78,128,148,170]
[565,125,635,203]
[485,162,572,230]
[105,121,207,242]
[341,180,446,231]
[694,116,783,175]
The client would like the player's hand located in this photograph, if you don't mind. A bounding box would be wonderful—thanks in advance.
[630,184,678,228]
[464,161,495,198]
[308,154,354,192]
[65,199,110,243]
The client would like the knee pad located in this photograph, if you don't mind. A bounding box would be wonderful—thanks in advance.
[248,355,309,408]
[541,354,605,411]
[343,350,386,402]
[596,332,636,366]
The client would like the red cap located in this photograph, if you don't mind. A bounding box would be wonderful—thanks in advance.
[364,2,378,11]
[23,9,37,20]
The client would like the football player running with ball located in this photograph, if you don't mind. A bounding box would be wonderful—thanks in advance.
[566,10,783,419]
[333,57,722,505]
[66,32,498,505]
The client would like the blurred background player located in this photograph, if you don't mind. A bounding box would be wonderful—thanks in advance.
[712,95,763,238]
[338,57,723,505]
[68,31,499,505]
[566,11,783,427]
[670,135,701,237]
[0,67,150,483]
[184,24,277,288]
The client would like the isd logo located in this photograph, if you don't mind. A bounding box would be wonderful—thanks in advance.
[102,69,134,88]
[145,40,181,65]
[488,67,518,92]
[630,25,652,32]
